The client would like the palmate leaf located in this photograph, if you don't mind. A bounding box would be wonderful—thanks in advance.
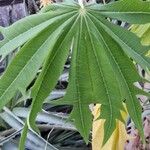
[0,0,150,148]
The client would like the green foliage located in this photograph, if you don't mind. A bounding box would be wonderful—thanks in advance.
[0,0,150,148]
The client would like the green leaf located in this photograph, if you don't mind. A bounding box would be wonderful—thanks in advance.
[0,1,150,147]
[27,13,79,131]
[0,11,77,110]
[88,16,144,141]
[88,12,150,71]
[0,6,76,59]
[88,0,150,24]
[40,1,78,13]
[54,14,125,143]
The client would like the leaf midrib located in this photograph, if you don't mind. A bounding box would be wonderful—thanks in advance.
[88,10,150,14]
[84,15,113,139]
[75,16,87,138]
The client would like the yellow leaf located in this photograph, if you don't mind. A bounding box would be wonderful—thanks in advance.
[92,104,128,150]
[131,23,150,74]
[130,24,150,46]
[40,0,52,7]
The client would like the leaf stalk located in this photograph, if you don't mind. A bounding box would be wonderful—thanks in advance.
[78,0,84,9]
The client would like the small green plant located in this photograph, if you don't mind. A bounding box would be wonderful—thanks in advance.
[0,0,150,149]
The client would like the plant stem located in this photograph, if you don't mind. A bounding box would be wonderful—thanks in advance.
[102,0,106,4]
[78,0,84,8]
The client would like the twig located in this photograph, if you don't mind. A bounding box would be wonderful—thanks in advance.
[0,129,22,145]
[31,0,39,12]
[0,128,16,137]
[38,124,77,132]
[102,0,106,4]
[44,127,54,150]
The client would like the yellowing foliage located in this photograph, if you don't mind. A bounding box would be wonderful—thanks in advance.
[92,105,128,150]
[40,0,52,7]
[131,24,150,46]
